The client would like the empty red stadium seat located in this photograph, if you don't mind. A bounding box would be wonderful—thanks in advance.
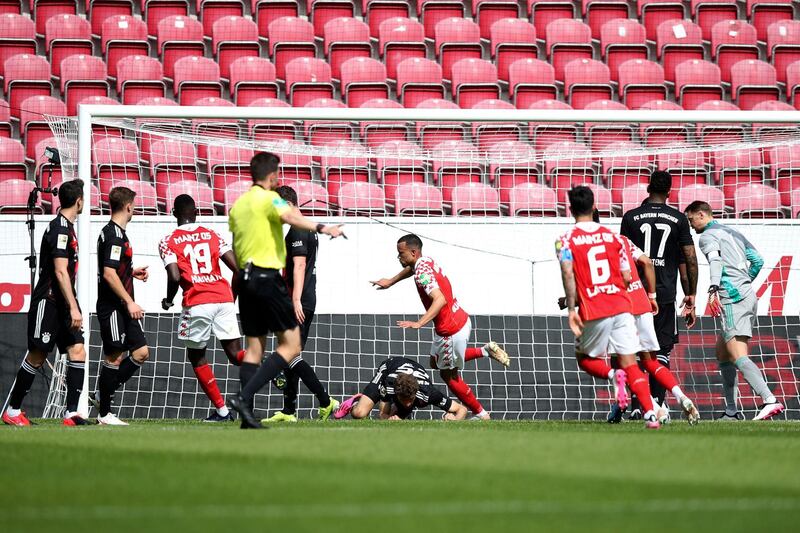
[637,99,690,146]
[676,183,726,214]
[601,140,653,203]
[4,54,52,120]
[656,19,705,83]
[165,180,215,214]
[338,181,386,215]
[585,182,616,216]
[450,58,500,109]
[543,141,595,204]
[730,59,780,110]
[655,144,708,189]
[374,139,426,204]
[508,58,557,109]
[396,57,445,108]
[320,139,370,204]
[358,98,409,147]
[269,16,317,80]
[527,0,575,40]
[207,144,254,204]
[0,137,26,181]
[0,179,41,213]
[198,0,244,37]
[747,0,794,42]
[767,20,800,84]
[112,178,158,214]
[191,97,239,161]
[750,100,799,139]
[271,138,314,181]
[584,0,630,41]
[145,0,189,37]
[340,57,389,108]
[546,19,594,81]
[33,0,77,37]
[435,17,482,81]
[363,0,410,39]
[601,18,648,83]
[247,97,297,141]
[93,136,140,196]
[88,0,134,36]
[470,99,521,152]
[415,98,465,150]
[430,139,482,203]
[101,15,149,79]
[563,58,613,109]
[0,98,11,137]
[309,0,355,38]
[116,55,166,104]
[324,17,371,80]
[712,147,765,204]
[735,183,784,218]
[618,59,667,109]
[508,182,560,216]
[526,99,578,151]
[420,0,466,40]
[451,182,501,216]
[711,20,759,84]
[490,18,537,83]
[212,15,259,80]
[253,0,298,39]
[674,59,724,110]
[583,99,634,150]
[788,61,800,109]
[473,0,519,40]
[695,100,745,145]
[158,15,205,79]
[394,181,444,215]
[0,13,36,82]
[639,0,687,41]
[285,57,334,107]
[379,17,425,80]
[172,56,222,105]
[46,14,93,78]
[621,181,649,213]
[222,179,252,213]
[20,96,66,164]
[767,143,800,205]
[230,56,278,107]
[692,0,740,41]
[60,54,109,115]
[486,140,538,201]
[303,97,353,146]
[793,189,800,218]
[149,138,198,202]
[285,178,331,216]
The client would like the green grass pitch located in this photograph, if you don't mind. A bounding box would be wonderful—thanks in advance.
[1,419,799,533]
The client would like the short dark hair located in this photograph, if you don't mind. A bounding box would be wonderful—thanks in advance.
[109,186,136,213]
[397,233,423,250]
[250,152,280,181]
[592,208,600,223]
[394,373,419,402]
[275,185,297,206]
[648,170,672,195]
[568,186,594,217]
[57,179,83,209]
[173,193,196,219]
[684,200,713,216]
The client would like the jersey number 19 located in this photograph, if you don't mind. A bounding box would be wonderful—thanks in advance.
[184,243,212,274]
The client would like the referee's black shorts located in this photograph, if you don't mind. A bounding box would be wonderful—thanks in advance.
[653,301,678,357]
[238,267,298,337]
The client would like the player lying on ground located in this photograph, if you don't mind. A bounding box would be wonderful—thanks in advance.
[557,186,661,429]
[159,194,244,422]
[3,180,88,427]
[370,234,509,420]
[333,357,468,420]
[684,201,784,421]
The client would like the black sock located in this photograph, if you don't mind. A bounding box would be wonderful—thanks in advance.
[98,362,119,416]
[116,356,141,389]
[290,358,330,408]
[8,360,38,410]
[240,362,258,391]
[241,352,287,404]
[281,367,300,415]
[65,361,85,414]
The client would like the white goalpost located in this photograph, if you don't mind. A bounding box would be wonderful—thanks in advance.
[33,104,800,421]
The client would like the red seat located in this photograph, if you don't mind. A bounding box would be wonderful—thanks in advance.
[583,99,633,150]
[712,147,765,205]
[450,58,500,109]
[338,181,386,215]
[111,178,159,214]
[490,18,537,83]
[309,0,355,38]
[420,0,466,40]
[621,182,649,213]
[357,99,409,148]
[379,17,426,80]
[364,0,410,39]
[145,0,189,37]
[340,57,389,108]
[747,0,794,42]
[303,97,353,146]
[656,19,705,83]
[212,15,259,80]
[285,57,334,107]
[0,14,37,82]
[508,58,557,109]
[319,139,370,204]
[60,54,109,115]
[486,140,538,202]
[324,17,371,80]
[269,16,317,80]
[191,97,239,162]
[618,59,667,109]
[639,0,687,41]
[33,0,77,37]
[230,56,278,106]
[88,1,134,36]
[396,57,445,108]
[45,14,93,78]
[793,188,800,218]
[0,137,26,181]
[674,59,723,110]
[730,59,780,110]
[165,180,215,214]
[545,18,594,81]
[563,58,613,109]
[101,15,149,79]
[692,0,740,41]
[601,140,653,203]
[247,97,296,142]
[473,0,519,40]
[526,99,577,151]
[711,20,759,84]
[4,54,52,120]
[735,183,784,218]
[93,136,140,196]
[222,179,252,213]
[116,55,166,104]
[584,182,615,216]
[207,144,254,204]
[471,99,521,152]
[253,0,298,39]
[149,138,198,202]
[0,179,41,214]
[767,143,800,205]
[767,20,800,84]
[655,144,708,189]
[508,182,559,216]
[788,60,800,109]
[0,0,19,14]
[750,100,798,140]
[430,140,482,203]
[636,99,689,146]
[394,181,444,215]
[271,139,314,181]
[415,98,465,150]
[695,100,744,145]
[157,15,205,79]
[374,140,426,204]
[584,0,630,41]
[676,183,726,214]
[435,17,482,80]
[286,178,330,216]
[198,0,244,38]
[542,141,595,204]
[451,182,501,216]
[0,98,11,137]
[601,18,648,83]
[173,56,222,105]
[527,0,575,41]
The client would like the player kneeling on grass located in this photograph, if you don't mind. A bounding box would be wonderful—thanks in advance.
[334,357,467,420]
[159,194,244,422]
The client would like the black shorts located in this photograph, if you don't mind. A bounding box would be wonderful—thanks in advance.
[653,301,678,357]
[27,298,84,354]
[98,306,148,356]
[238,267,298,337]
[300,308,315,349]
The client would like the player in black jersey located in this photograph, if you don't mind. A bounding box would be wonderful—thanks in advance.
[263,185,338,423]
[3,180,88,427]
[94,186,151,425]
[620,170,699,410]
[333,357,468,420]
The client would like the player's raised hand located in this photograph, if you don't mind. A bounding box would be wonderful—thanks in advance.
[370,278,393,290]
[133,265,149,282]
[568,310,584,337]
[397,320,421,329]
[69,306,82,331]
[127,301,144,320]
[706,286,722,317]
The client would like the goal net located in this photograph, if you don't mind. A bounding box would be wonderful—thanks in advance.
[37,104,800,421]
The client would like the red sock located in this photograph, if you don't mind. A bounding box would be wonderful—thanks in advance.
[623,365,654,413]
[578,358,613,380]
[236,350,245,365]
[465,347,484,361]
[641,359,679,391]
[446,375,484,415]
[193,364,224,409]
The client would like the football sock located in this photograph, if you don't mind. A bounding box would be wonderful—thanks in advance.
[445,375,484,415]
[98,362,120,416]
[239,362,258,389]
[65,360,85,414]
[116,355,141,388]
[465,347,486,361]
[241,352,288,405]
[281,367,300,415]
[236,350,246,365]
[734,356,776,404]
[8,359,38,410]
[193,363,225,409]
[641,359,682,401]
[623,365,655,413]
[718,361,739,415]
[288,357,330,408]
[578,358,614,380]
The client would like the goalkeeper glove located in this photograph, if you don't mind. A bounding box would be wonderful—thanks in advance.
[707,285,722,317]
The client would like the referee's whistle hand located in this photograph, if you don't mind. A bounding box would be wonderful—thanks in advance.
[322,224,346,239]
[133,266,149,282]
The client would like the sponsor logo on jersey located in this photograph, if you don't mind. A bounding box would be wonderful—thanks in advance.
[57,234,68,249]
[419,273,431,286]
[291,240,303,248]
[110,245,122,261]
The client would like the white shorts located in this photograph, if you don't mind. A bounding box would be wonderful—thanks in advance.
[178,302,241,349]
[634,312,660,353]
[430,319,471,370]
[576,312,641,358]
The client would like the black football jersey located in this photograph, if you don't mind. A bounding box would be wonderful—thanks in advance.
[284,227,318,310]
[31,214,78,305]
[97,221,134,311]
[363,357,453,418]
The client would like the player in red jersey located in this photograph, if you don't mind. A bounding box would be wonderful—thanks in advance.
[159,194,243,422]
[370,234,510,419]
[556,186,660,429]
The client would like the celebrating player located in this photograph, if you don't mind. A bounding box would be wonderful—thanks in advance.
[684,201,784,421]
[557,186,661,429]
[370,234,510,420]
[2,180,88,427]
[263,185,337,423]
[94,186,150,425]
[333,357,468,420]
[158,194,242,422]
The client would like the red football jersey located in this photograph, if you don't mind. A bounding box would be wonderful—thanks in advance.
[413,256,469,336]
[619,235,652,316]
[556,222,632,322]
[159,224,234,307]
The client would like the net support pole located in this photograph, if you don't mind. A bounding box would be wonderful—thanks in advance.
[76,105,93,419]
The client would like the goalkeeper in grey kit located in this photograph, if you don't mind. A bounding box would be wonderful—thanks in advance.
[684,201,784,421]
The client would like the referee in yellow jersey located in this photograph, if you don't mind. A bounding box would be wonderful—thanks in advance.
[227,152,344,428]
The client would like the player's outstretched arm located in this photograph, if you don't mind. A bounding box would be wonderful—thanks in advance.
[162,263,180,310]
[443,401,468,421]
[54,257,82,330]
[280,206,345,238]
[397,288,446,329]
[104,267,144,319]
[370,266,413,289]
